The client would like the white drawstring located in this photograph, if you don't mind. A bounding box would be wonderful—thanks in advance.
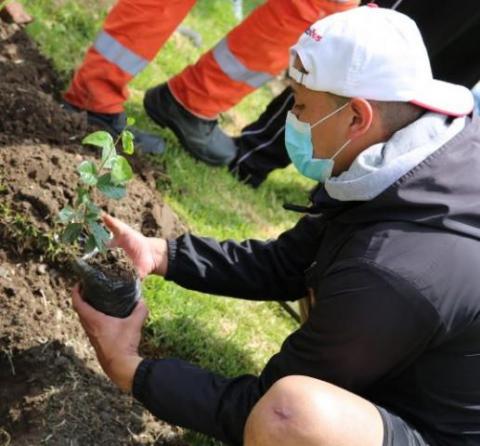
[391,0,404,10]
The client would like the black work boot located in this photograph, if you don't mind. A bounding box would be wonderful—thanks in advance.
[62,102,165,155]
[143,83,237,166]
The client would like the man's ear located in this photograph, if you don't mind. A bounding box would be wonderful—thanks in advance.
[347,98,373,139]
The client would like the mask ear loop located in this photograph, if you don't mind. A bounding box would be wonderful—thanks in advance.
[330,101,352,160]
[331,138,352,160]
[314,100,351,160]
[311,101,350,129]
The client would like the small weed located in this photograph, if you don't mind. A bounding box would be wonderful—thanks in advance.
[0,203,66,263]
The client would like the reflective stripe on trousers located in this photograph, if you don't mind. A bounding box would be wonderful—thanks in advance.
[212,38,273,89]
[93,31,148,77]
[169,0,359,118]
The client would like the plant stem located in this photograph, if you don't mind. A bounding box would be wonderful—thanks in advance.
[114,131,123,147]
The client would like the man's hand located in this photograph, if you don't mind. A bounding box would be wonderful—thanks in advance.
[103,213,168,277]
[72,285,148,392]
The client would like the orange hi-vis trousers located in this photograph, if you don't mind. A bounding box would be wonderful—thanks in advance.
[64,0,358,119]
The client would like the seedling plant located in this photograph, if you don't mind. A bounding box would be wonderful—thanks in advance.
[58,121,135,255]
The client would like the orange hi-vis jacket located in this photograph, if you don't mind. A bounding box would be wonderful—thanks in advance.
[64,0,358,118]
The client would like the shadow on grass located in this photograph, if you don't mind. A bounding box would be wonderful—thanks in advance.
[141,314,260,446]
[260,172,312,209]
[142,313,257,379]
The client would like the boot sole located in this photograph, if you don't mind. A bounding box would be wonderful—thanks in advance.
[143,91,227,166]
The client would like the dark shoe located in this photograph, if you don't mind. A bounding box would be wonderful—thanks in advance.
[62,102,165,155]
[143,83,237,166]
[229,152,266,188]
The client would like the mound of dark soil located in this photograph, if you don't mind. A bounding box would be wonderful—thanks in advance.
[0,19,85,146]
[0,83,89,145]
[0,21,188,445]
[0,20,62,96]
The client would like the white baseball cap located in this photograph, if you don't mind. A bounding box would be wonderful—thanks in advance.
[289,5,474,117]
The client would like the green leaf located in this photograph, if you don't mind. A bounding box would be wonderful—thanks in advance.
[89,221,110,252]
[111,156,133,185]
[58,206,75,224]
[77,160,98,186]
[83,131,116,168]
[82,131,114,149]
[62,222,82,244]
[85,201,101,222]
[126,117,135,127]
[84,234,97,253]
[121,130,134,155]
[102,145,117,169]
[97,174,127,200]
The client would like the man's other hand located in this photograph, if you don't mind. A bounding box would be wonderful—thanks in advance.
[102,213,169,277]
[72,285,148,392]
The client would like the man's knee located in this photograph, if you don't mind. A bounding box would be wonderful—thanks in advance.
[244,375,383,446]
[243,375,338,446]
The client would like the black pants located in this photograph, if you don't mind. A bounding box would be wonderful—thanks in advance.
[229,0,480,187]
[376,405,432,446]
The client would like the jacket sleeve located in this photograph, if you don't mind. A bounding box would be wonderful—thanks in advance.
[133,260,441,445]
[164,214,324,301]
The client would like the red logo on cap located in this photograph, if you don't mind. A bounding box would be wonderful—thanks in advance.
[305,27,322,42]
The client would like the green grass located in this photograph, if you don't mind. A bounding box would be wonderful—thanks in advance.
[26,0,107,80]
[24,1,316,444]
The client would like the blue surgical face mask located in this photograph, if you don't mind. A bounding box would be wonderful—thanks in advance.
[285,101,351,182]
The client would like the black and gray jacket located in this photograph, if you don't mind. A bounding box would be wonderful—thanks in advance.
[133,112,480,446]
